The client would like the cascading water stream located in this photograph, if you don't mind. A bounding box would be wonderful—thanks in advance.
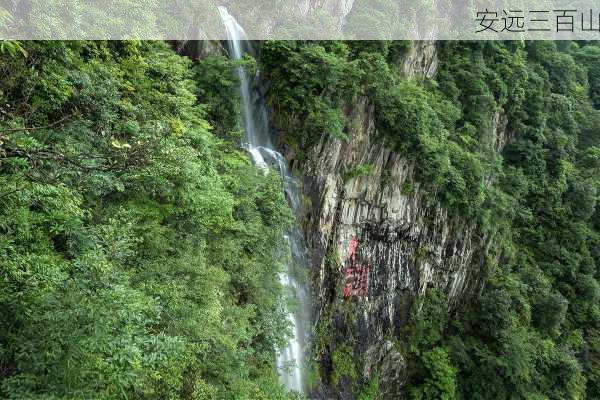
[218,6,308,394]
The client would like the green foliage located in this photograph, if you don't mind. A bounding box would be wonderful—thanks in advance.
[356,374,380,400]
[193,55,258,138]
[331,344,357,386]
[342,163,374,182]
[0,41,294,399]
[261,41,362,158]
[409,348,456,400]
[438,41,600,400]
[0,40,27,57]
[304,361,321,392]
[575,45,600,109]
[402,291,456,400]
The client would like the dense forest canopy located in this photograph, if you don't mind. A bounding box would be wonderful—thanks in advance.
[1,39,599,400]
[0,41,295,399]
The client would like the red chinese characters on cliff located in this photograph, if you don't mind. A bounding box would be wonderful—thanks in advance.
[343,236,370,299]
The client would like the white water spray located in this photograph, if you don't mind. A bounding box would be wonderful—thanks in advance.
[218,6,308,394]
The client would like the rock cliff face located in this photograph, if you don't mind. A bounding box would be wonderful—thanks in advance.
[252,0,357,38]
[305,0,355,30]
[186,36,508,398]
[170,40,223,60]
[401,41,438,80]
[285,43,506,399]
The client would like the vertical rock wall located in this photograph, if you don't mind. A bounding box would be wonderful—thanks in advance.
[290,42,506,399]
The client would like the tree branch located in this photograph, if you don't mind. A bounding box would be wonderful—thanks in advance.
[0,114,72,134]
[0,186,25,200]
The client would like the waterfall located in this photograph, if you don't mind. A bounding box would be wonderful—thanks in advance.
[218,6,308,394]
